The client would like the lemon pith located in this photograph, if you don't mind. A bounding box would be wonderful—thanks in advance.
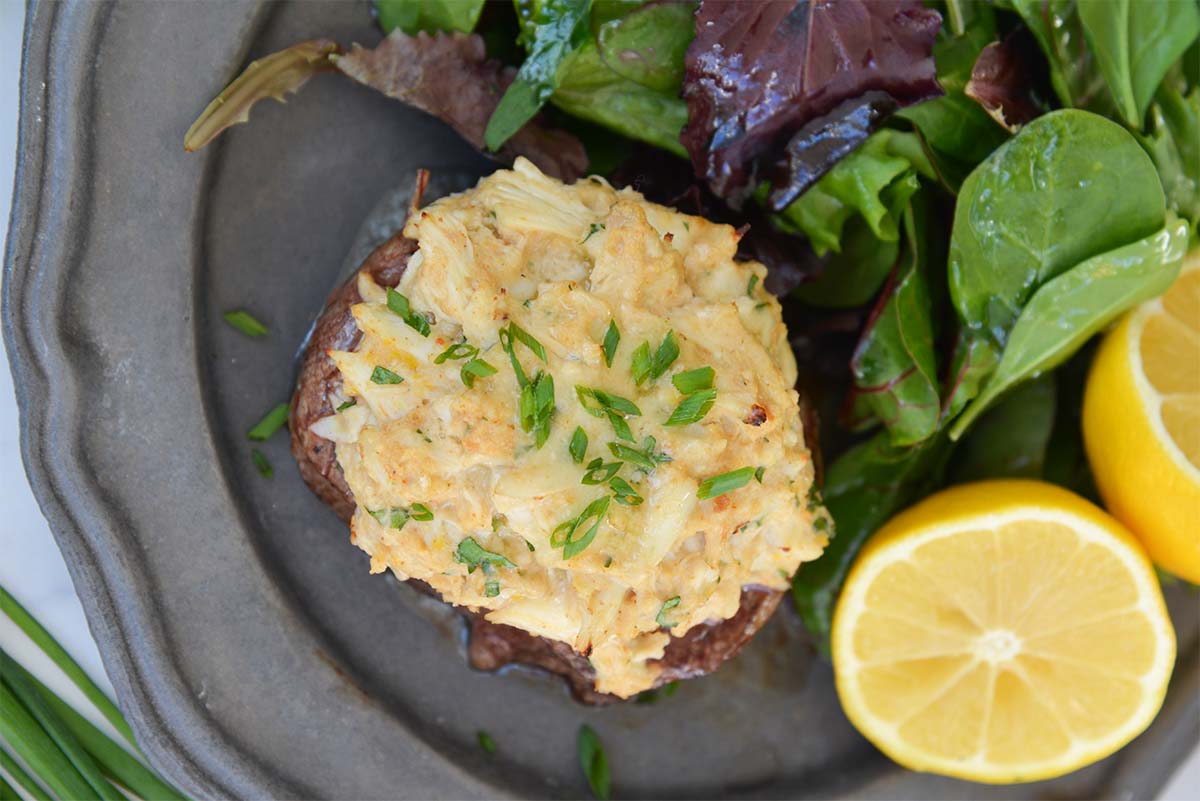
[1084,253,1200,583]
[832,480,1176,784]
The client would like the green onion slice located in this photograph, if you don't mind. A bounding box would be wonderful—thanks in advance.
[664,388,717,426]
[747,273,759,296]
[577,725,611,801]
[671,366,714,394]
[435,342,478,364]
[370,366,404,385]
[369,507,409,530]
[552,496,611,559]
[569,426,588,464]
[223,309,268,337]
[460,358,498,388]
[454,538,516,573]
[251,448,273,478]
[582,458,622,485]
[335,398,357,412]
[247,402,289,441]
[601,320,620,367]
[697,467,755,500]
[656,596,681,629]
[386,288,432,337]
[609,476,643,506]
[410,503,434,522]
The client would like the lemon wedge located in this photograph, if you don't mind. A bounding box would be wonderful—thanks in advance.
[832,480,1175,784]
[1084,250,1200,582]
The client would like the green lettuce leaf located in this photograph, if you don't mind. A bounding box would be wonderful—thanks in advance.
[375,0,486,35]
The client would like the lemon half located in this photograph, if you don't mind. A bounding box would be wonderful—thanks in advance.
[832,480,1175,784]
[1084,251,1200,582]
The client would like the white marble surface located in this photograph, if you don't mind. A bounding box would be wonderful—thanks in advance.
[0,3,1196,799]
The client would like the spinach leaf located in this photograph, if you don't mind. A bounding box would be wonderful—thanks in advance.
[771,130,929,257]
[897,4,1008,190]
[1077,0,1200,128]
[486,0,593,151]
[1139,84,1200,228]
[596,1,694,92]
[552,40,689,156]
[375,0,485,35]
[952,218,1189,437]
[792,219,899,309]
[951,373,1056,482]
[847,201,942,446]
[1002,0,1112,113]
[947,110,1164,387]
[791,432,952,653]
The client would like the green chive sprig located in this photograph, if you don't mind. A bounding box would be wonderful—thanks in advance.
[370,366,404,385]
[386,288,432,337]
[247,402,289,441]
[697,467,756,500]
[222,309,268,337]
[601,321,620,367]
[656,596,682,629]
[577,725,611,800]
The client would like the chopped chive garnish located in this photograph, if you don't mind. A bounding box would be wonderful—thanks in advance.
[484,580,500,597]
[518,371,555,448]
[754,466,766,483]
[461,357,498,388]
[410,503,434,521]
[582,222,606,243]
[369,507,410,530]
[664,388,717,426]
[506,321,547,362]
[569,426,588,463]
[632,331,679,385]
[747,273,759,296]
[576,387,642,417]
[251,449,273,478]
[551,496,611,559]
[601,320,620,367]
[582,458,622,485]
[697,467,756,500]
[247,402,289,441]
[386,288,431,337]
[672,366,714,394]
[370,366,404,385]
[435,342,477,364]
[609,476,643,506]
[416,428,433,443]
[454,537,516,573]
[814,516,830,534]
[607,437,670,470]
[335,398,357,412]
[607,410,634,442]
[656,596,681,629]
[525,539,536,552]
[223,309,268,337]
[631,342,652,385]
[577,725,611,801]
[478,731,497,754]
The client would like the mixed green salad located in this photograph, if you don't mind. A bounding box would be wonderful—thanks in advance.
[187,0,1200,654]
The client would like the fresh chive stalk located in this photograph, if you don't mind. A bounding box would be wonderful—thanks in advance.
[697,467,756,500]
[601,321,619,367]
[247,402,289,441]
[222,309,268,337]
[656,596,682,629]
[8,657,186,801]
[0,748,52,801]
[0,649,124,801]
[569,426,588,463]
[664,389,717,426]
[577,725,611,800]
[671,367,714,394]
[0,681,97,801]
[0,587,135,747]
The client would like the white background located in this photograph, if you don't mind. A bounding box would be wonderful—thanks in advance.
[0,2,1195,799]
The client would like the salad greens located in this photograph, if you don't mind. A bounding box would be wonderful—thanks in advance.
[187,0,1200,654]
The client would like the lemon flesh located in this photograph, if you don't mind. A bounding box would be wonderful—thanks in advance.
[1084,252,1200,582]
[833,480,1175,784]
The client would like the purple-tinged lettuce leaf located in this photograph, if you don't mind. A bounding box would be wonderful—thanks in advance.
[184,40,341,152]
[335,31,587,180]
[680,0,943,208]
[965,29,1048,132]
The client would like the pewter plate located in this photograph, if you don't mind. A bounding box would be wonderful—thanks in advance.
[5,2,1197,798]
